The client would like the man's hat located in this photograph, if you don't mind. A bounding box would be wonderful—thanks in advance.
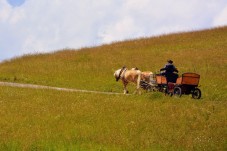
[167,59,173,63]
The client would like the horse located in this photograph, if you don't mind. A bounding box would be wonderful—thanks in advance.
[131,67,156,91]
[131,67,154,84]
[114,66,141,94]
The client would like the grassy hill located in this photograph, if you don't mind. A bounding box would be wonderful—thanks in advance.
[0,26,227,98]
[0,27,226,150]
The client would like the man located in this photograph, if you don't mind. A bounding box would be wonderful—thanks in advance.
[160,59,179,83]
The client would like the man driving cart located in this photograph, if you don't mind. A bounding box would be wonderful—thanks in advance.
[160,59,179,83]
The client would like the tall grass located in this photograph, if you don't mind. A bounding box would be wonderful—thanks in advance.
[0,27,227,150]
[0,86,226,150]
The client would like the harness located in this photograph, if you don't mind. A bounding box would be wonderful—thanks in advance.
[116,67,127,81]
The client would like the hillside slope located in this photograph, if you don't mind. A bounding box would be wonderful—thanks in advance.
[0,27,227,150]
[0,26,227,99]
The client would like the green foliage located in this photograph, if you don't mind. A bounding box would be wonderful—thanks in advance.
[0,27,227,150]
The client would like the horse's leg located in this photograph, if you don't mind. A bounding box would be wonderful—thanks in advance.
[123,81,129,94]
[136,74,141,94]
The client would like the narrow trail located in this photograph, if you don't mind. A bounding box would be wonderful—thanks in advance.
[0,82,125,95]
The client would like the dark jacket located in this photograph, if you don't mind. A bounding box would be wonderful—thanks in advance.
[160,63,178,74]
[160,63,178,83]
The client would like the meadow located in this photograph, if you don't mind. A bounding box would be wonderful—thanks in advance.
[0,27,226,150]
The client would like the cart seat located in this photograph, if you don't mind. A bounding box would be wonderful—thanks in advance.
[156,75,167,84]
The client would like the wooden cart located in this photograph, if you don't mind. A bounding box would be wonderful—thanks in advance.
[174,73,201,99]
[154,73,202,99]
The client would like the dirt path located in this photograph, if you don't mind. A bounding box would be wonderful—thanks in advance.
[0,81,124,95]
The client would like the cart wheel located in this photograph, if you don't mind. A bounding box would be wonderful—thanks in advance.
[174,87,182,97]
[192,88,201,99]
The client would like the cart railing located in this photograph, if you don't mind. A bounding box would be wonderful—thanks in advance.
[176,73,200,86]
[156,75,167,84]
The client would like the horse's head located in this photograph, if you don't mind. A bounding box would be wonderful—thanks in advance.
[114,69,121,81]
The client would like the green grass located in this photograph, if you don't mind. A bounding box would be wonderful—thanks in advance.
[0,86,226,151]
[0,26,227,150]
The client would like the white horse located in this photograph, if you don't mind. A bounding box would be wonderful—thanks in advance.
[114,66,141,94]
